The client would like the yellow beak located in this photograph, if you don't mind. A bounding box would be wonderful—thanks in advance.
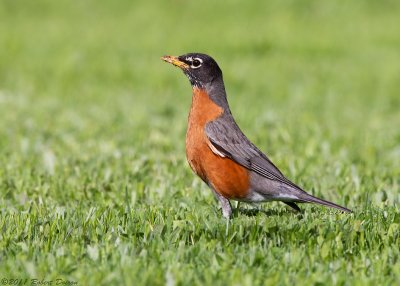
[161,55,189,70]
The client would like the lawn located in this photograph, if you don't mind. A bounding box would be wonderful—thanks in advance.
[0,0,399,285]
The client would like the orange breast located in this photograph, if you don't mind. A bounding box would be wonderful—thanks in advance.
[185,88,249,199]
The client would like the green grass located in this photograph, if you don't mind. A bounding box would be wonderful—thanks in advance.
[1,0,399,285]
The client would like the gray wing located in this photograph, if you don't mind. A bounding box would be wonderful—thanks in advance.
[206,116,353,213]
[205,116,304,192]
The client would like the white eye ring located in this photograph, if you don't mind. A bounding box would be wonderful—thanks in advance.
[189,57,203,69]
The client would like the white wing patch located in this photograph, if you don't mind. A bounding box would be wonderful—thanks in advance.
[207,141,226,157]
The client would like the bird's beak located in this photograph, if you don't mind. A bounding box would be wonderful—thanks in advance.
[161,55,189,70]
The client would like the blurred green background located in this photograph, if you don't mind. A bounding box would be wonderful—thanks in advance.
[0,0,399,285]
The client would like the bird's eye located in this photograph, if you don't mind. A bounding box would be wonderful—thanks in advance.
[191,58,202,69]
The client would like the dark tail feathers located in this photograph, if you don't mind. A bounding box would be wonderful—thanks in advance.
[300,193,352,213]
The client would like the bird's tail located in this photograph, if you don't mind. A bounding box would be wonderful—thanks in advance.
[298,192,352,213]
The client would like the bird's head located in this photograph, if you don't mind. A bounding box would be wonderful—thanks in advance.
[161,53,223,88]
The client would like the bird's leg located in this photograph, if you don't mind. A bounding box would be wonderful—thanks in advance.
[220,197,232,219]
[210,188,232,219]
[216,193,231,236]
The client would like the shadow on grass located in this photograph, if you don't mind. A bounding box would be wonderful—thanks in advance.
[233,206,303,218]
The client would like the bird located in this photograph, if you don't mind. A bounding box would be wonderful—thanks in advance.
[161,53,351,218]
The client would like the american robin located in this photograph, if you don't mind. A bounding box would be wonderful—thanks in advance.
[162,53,351,218]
